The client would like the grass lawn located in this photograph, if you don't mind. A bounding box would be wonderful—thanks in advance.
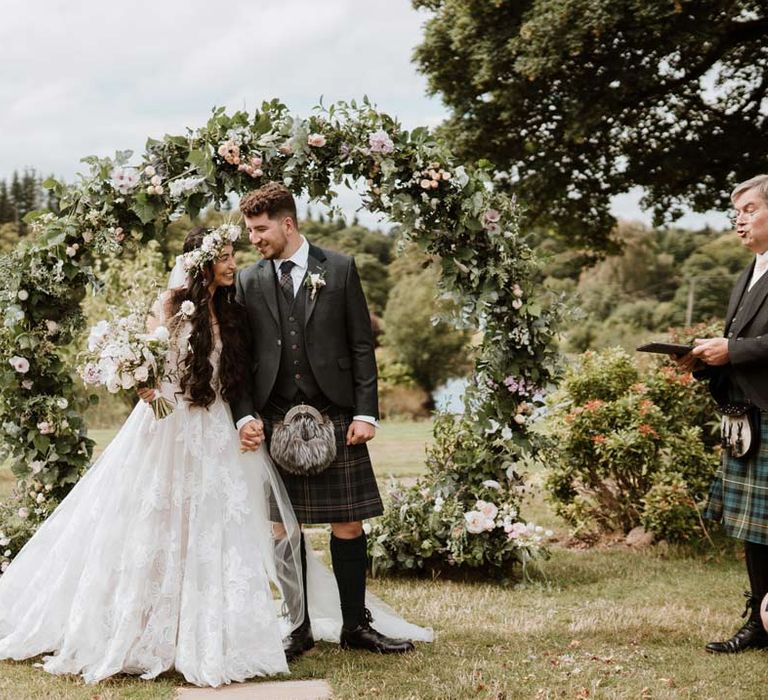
[1,421,766,699]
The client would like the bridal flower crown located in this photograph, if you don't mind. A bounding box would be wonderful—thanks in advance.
[180,224,241,276]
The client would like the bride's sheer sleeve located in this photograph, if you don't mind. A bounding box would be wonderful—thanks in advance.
[146,291,170,334]
[145,291,181,405]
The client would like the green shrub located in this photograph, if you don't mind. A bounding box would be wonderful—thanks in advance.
[543,347,718,542]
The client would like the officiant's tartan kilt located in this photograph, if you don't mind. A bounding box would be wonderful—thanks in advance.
[262,404,384,524]
[704,410,768,544]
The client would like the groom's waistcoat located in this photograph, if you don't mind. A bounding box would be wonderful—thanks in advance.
[273,280,322,403]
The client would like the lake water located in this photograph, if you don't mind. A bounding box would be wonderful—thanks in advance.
[432,377,469,414]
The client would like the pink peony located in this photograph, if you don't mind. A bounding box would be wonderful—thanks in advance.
[307,133,327,147]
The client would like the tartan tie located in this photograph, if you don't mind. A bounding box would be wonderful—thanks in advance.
[279,260,296,302]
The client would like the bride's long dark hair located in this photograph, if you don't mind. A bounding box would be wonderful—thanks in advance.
[167,227,250,408]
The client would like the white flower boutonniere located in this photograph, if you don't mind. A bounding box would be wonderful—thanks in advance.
[304,271,327,300]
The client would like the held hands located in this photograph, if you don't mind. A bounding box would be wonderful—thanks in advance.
[239,419,265,452]
[346,420,375,446]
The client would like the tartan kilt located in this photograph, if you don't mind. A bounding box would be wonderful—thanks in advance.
[262,404,383,524]
[704,410,768,544]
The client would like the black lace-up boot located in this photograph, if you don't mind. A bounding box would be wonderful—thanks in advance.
[706,591,768,654]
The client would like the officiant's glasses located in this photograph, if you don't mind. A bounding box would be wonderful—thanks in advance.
[729,207,763,226]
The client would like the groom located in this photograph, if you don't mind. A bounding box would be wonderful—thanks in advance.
[233,182,414,660]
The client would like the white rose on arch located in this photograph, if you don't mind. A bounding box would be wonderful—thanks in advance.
[9,356,29,373]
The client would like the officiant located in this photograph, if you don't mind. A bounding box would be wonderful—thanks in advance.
[678,174,768,654]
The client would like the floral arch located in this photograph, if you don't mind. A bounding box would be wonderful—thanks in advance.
[0,99,561,575]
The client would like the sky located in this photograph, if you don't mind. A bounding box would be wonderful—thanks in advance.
[0,0,729,230]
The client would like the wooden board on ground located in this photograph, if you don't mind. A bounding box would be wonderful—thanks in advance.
[175,679,332,699]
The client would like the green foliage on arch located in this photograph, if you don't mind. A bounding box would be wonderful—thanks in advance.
[0,99,562,575]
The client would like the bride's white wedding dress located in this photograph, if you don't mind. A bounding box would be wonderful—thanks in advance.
[0,297,305,686]
[0,294,433,688]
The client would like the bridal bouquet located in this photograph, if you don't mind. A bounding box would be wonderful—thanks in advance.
[79,311,175,419]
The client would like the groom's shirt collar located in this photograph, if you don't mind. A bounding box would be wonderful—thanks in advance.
[271,236,309,296]
[271,236,309,274]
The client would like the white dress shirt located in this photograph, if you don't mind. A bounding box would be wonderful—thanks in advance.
[236,236,377,431]
[748,251,768,290]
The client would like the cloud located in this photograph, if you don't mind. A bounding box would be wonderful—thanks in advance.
[0,0,443,180]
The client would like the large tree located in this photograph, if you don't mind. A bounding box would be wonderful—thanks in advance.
[413,0,768,250]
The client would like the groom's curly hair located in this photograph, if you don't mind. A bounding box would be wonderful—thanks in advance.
[239,182,298,224]
[168,227,251,408]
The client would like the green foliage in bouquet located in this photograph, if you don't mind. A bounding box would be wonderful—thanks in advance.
[543,347,718,543]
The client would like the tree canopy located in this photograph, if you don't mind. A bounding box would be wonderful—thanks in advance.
[413,0,768,250]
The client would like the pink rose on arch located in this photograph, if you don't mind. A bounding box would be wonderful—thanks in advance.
[37,421,55,435]
[307,133,327,148]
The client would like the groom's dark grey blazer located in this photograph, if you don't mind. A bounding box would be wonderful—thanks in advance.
[232,241,378,422]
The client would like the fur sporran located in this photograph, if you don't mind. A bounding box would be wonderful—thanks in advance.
[270,404,337,475]
[719,402,759,459]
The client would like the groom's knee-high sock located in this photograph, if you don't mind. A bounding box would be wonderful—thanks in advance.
[330,532,367,630]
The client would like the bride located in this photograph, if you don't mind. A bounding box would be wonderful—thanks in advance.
[0,225,306,686]
[0,224,433,688]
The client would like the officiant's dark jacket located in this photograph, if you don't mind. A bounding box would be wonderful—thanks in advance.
[698,260,768,409]
[232,242,378,421]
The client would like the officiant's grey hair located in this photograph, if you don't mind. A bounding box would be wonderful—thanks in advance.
[732,174,768,205]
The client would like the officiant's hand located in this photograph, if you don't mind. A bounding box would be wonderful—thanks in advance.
[692,337,730,366]
[239,419,264,451]
[346,420,375,446]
